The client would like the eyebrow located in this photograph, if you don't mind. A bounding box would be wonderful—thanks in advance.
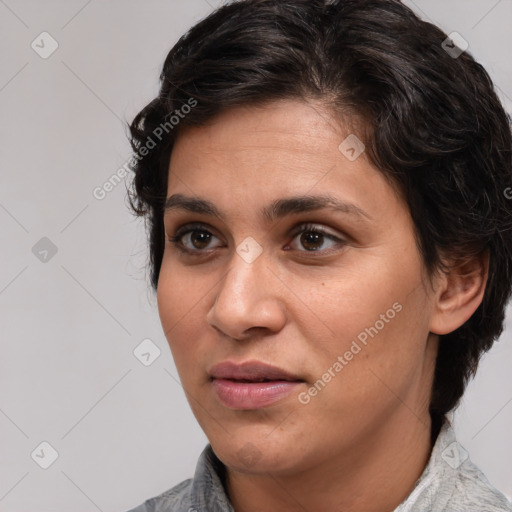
[164,193,373,222]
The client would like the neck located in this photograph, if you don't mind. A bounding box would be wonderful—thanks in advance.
[225,411,433,512]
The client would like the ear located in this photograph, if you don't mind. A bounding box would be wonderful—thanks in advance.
[429,250,489,335]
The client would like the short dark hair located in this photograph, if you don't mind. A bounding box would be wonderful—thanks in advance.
[127,0,512,424]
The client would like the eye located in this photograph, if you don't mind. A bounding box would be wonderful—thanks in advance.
[286,223,346,253]
[167,221,347,257]
[167,223,223,255]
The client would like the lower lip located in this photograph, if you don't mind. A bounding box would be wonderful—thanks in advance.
[211,378,303,409]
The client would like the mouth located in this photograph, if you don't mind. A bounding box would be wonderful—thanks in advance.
[209,360,305,409]
[209,360,303,382]
[221,378,290,383]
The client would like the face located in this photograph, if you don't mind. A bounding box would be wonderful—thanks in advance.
[157,99,440,476]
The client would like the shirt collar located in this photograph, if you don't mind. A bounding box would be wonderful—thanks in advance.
[190,442,234,512]
[394,416,457,510]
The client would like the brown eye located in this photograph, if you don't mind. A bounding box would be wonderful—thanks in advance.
[168,223,223,254]
[299,231,325,251]
[287,223,346,253]
[186,230,214,250]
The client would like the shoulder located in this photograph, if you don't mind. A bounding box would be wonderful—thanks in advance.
[125,478,193,512]
[396,418,512,512]
[438,421,512,511]
[444,456,512,511]
[124,444,232,512]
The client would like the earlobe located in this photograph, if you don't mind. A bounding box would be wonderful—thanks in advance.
[429,250,489,336]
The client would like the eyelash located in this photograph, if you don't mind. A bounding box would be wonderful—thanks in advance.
[167,222,346,257]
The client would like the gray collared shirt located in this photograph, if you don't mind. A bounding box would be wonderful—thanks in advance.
[127,418,512,512]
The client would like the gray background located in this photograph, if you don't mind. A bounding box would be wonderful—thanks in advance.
[0,1,511,510]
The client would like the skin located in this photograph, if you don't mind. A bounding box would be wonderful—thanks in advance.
[157,99,488,512]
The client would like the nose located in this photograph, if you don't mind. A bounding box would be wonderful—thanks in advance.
[206,250,287,341]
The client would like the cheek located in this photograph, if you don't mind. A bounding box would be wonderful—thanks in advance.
[289,265,409,347]
[294,253,429,376]
[305,280,431,407]
[156,261,210,358]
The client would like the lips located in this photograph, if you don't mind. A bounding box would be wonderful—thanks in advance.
[209,361,304,409]
[209,360,303,382]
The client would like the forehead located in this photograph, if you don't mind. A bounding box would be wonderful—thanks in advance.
[166,99,404,225]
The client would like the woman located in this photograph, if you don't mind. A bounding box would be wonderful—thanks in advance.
[126,0,512,510]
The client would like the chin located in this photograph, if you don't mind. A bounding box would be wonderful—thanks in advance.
[210,431,307,475]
